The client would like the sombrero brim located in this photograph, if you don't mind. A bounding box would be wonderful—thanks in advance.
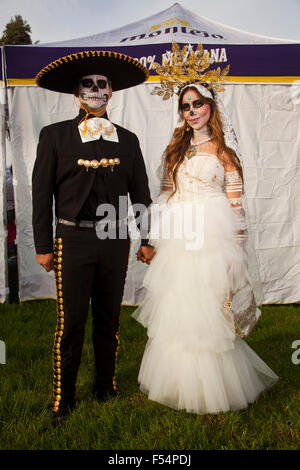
[35,50,149,93]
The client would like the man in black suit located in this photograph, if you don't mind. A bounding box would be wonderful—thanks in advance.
[32,51,153,424]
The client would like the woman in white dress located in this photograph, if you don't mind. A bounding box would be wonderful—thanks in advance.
[133,47,278,414]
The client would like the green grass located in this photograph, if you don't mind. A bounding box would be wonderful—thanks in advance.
[0,301,299,450]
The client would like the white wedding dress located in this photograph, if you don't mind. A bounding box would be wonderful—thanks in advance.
[133,151,278,414]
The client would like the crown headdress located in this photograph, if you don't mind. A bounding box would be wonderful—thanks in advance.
[151,41,230,100]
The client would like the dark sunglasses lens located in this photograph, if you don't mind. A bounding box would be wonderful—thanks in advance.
[193,100,203,108]
[81,79,94,88]
[182,99,203,112]
[97,79,108,89]
[182,103,190,112]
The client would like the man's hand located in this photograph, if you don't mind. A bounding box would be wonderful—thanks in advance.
[36,253,54,272]
[137,246,155,265]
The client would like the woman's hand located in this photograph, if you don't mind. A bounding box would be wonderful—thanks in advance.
[137,246,156,265]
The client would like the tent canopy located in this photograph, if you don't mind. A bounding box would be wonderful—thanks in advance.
[3,3,300,86]
[37,2,300,46]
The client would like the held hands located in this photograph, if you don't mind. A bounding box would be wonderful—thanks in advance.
[38,248,156,270]
[137,246,156,265]
[36,253,54,272]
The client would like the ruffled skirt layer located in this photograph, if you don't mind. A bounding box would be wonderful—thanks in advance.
[133,193,278,414]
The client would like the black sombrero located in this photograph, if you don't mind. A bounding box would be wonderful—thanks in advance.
[35,50,149,93]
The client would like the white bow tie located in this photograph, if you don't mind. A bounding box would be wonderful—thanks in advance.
[78,117,119,143]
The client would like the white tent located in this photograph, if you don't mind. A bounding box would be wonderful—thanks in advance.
[1,3,300,304]
[0,48,8,304]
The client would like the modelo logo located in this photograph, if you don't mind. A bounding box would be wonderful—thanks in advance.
[121,17,225,42]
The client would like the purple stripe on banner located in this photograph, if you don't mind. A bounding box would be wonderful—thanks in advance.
[3,43,300,79]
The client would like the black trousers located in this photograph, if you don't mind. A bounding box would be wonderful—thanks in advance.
[52,223,130,413]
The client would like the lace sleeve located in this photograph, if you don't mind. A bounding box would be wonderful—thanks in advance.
[157,151,173,194]
[161,166,173,193]
[224,170,246,250]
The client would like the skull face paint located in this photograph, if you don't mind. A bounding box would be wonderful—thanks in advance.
[182,89,211,131]
[78,74,110,112]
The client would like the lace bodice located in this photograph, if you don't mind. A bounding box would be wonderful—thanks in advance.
[177,153,225,195]
[162,153,246,247]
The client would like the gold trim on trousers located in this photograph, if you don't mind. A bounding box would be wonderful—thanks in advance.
[52,237,64,413]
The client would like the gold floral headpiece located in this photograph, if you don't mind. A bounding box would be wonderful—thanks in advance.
[151,41,230,100]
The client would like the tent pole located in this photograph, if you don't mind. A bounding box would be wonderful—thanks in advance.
[1,46,9,304]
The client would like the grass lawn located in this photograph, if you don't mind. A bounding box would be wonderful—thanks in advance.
[0,300,299,450]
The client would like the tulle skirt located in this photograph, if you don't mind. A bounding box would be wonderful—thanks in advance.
[132,192,278,414]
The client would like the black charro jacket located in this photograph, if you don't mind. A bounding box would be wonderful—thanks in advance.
[32,111,152,254]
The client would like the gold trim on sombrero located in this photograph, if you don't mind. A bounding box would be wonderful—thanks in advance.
[151,41,230,100]
[35,50,150,89]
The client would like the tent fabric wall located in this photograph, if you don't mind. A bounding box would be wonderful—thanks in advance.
[225,83,300,303]
[0,85,7,303]
[7,86,75,301]
[0,47,6,304]
[7,81,300,304]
